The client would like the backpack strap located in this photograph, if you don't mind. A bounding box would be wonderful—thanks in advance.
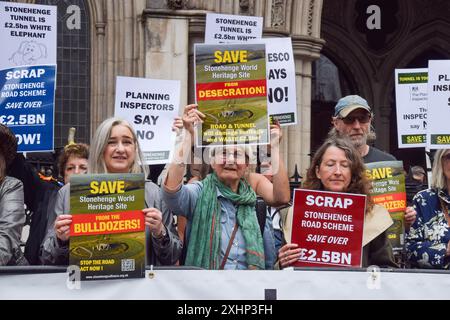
[271,202,292,228]
[255,197,267,236]
[220,221,239,269]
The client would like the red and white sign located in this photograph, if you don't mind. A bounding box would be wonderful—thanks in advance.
[291,189,366,268]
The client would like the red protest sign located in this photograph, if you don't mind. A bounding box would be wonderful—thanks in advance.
[290,189,366,268]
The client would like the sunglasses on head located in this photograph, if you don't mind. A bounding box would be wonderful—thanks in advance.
[339,113,372,125]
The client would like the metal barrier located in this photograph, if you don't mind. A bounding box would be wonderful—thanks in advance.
[1,266,449,300]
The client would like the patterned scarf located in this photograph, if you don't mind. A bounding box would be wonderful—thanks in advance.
[185,172,265,269]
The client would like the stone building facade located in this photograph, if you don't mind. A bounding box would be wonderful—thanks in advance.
[142,0,324,178]
[10,0,450,175]
[315,0,450,170]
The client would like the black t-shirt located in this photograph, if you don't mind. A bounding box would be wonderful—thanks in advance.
[363,146,396,164]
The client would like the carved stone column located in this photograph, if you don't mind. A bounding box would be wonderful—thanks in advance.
[273,0,325,178]
[88,0,146,134]
[142,0,324,179]
[142,11,190,108]
[87,0,106,136]
[376,104,393,151]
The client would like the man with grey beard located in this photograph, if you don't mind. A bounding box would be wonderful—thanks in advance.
[330,95,396,163]
[329,95,416,231]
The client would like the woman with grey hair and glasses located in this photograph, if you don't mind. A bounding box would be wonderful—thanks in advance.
[162,104,290,270]
[40,117,182,266]
[406,149,450,269]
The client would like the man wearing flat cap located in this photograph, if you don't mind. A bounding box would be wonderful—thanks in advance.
[331,94,396,163]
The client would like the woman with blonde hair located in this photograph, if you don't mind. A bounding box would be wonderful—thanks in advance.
[279,137,397,268]
[40,117,182,265]
[406,148,450,269]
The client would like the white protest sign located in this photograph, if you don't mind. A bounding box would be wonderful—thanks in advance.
[205,13,297,126]
[251,37,297,125]
[114,76,180,164]
[0,2,57,69]
[427,60,450,149]
[204,12,262,44]
[394,68,428,148]
[0,2,57,152]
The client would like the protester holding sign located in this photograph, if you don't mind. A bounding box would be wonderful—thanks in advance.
[194,43,270,147]
[39,140,89,264]
[279,137,397,268]
[162,104,290,270]
[329,95,417,229]
[40,117,182,266]
[0,2,57,153]
[365,161,408,266]
[406,149,450,269]
[0,124,27,265]
[405,165,427,205]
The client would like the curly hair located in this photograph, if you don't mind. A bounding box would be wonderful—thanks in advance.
[57,143,89,178]
[303,137,374,214]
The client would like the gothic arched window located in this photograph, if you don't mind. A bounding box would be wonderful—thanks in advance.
[311,54,354,152]
[36,0,90,147]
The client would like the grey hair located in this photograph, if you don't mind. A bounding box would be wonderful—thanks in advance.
[366,123,376,143]
[328,124,376,145]
[431,149,450,190]
[88,117,147,176]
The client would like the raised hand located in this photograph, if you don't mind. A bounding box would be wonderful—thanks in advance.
[172,116,183,135]
[182,104,205,136]
[270,121,282,148]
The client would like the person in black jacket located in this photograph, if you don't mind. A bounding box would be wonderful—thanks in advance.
[0,124,27,265]
[405,165,427,206]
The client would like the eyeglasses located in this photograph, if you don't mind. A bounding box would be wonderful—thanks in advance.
[217,150,248,161]
[339,114,372,125]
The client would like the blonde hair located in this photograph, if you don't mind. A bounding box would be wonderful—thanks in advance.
[431,149,450,190]
[88,117,147,176]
